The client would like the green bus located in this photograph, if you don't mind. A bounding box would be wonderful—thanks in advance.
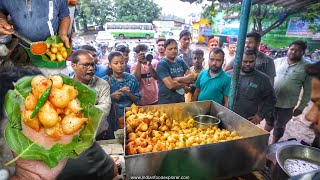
[104,22,155,39]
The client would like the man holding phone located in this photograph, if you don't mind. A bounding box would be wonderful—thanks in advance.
[130,44,159,105]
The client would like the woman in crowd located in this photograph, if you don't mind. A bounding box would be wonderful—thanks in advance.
[102,51,141,138]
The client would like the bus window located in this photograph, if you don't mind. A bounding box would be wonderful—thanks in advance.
[103,22,155,39]
[124,25,130,29]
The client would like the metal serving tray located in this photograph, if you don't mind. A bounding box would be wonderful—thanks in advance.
[124,100,269,179]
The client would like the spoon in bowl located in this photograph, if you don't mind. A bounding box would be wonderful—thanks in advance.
[9,29,47,55]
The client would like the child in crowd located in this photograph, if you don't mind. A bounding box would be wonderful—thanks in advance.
[185,49,205,102]
[102,51,141,138]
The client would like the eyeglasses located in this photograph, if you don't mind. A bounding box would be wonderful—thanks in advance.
[77,63,95,68]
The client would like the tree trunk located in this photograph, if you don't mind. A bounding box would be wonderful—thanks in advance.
[83,19,88,32]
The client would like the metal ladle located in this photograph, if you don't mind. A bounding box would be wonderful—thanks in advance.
[9,29,47,55]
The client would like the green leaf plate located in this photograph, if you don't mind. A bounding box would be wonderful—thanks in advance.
[4,74,104,168]
[23,36,72,68]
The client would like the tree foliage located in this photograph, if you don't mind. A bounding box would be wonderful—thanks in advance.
[114,0,161,23]
[223,3,296,36]
[301,3,320,33]
[75,0,115,31]
[220,2,320,35]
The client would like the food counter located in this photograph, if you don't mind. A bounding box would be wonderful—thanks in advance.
[124,101,269,179]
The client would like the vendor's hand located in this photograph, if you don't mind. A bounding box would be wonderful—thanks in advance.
[12,153,67,180]
[293,109,303,117]
[0,18,13,35]
[137,52,145,64]
[60,34,70,49]
[111,91,122,100]
[248,114,262,125]
[120,86,130,95]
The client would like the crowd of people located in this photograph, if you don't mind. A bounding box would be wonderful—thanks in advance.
[0,0,320,179]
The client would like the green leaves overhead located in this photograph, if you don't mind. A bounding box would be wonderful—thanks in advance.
[215,2,319,35]
[76,0,115,30]
[114,0,161,23]
[301,3,320,34]
[4,74,104,168]
[75,0,161,31]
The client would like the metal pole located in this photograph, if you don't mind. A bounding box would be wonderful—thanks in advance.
[228,0,252,110]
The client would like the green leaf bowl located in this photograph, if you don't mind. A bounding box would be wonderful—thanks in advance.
[4,74,104,168]
[23,36,72,68]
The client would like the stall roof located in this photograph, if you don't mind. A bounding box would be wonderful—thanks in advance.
[181,0,320,10]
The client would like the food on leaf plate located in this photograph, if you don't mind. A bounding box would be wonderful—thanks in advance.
[4,74,104,168]
[125,104,243,155]
[23,75,87,143]
[45,43,68,62]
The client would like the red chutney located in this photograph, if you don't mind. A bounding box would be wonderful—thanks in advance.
[31,42,47,55]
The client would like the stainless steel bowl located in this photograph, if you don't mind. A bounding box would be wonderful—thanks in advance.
[193,115,221,128]
[276,145,320,177]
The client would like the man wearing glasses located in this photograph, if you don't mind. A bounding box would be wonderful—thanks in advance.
[57,49,117,179]
[71,49,111,135]
[69,45,107,78]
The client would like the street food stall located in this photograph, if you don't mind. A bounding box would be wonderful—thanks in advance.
[124,101,269,179]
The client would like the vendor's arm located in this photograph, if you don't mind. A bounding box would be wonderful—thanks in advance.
[59,16,71,48]
[58,0,71,48]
